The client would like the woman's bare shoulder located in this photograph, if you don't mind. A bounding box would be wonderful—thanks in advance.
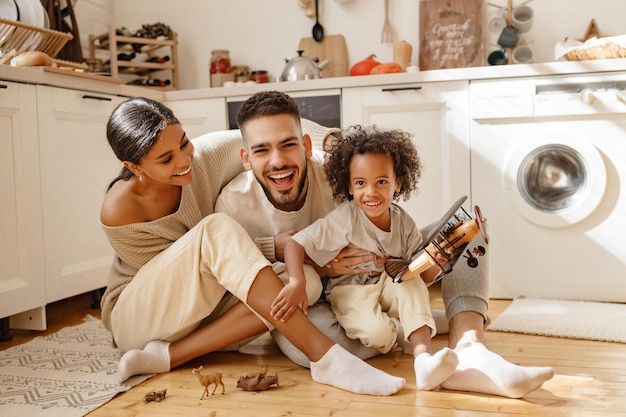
[100,180,145,227]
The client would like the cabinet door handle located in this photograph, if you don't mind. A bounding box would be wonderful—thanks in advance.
[0,84,7,89]
[381,86,423,92]
[82,94,112,101]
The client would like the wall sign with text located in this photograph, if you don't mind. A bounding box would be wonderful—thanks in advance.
[419,0,484,70]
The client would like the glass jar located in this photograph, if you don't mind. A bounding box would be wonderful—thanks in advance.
[210,49,232,74]
[233,65,250,83]
[250,70,269,83]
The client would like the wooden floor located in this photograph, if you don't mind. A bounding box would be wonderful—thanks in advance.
[3,286,625,417]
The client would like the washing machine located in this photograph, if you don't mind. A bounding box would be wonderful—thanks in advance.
[470,72,626,302]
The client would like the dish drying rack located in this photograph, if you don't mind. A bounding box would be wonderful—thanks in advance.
[0,17,73,61]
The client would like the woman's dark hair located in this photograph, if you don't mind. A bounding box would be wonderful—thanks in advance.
[325,125,422,201]
[105,97,180,190]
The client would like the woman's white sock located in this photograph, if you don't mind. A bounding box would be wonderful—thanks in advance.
[117,340,171,383]
[414,348,459,390]
[441,342,555,398]
[310,344,405,395]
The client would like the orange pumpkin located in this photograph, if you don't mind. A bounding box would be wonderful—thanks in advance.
[370,62,403,75]
[349,54,382,76]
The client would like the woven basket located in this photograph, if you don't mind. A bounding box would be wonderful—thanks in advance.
[564,41,626,61]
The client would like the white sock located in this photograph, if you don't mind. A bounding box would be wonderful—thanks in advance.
[414,348,459,391]
[117,340,171,383]
[441,342,555,398]
[310,344,405,396]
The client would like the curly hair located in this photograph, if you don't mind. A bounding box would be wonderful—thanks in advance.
[325,125,422,202]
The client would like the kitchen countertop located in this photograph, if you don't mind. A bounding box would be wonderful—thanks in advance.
[165,58,626,101]
[3,58,626,101]
[0,65,163,100]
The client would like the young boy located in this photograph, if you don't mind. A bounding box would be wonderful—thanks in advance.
[272,125,459,391]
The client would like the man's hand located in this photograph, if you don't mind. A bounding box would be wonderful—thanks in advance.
[315,247,385,278]
[274,230,297,262]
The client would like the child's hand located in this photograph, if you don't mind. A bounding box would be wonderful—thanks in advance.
[270,280,308,322]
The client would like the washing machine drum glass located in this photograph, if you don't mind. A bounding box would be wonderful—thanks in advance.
[518,144,586,212]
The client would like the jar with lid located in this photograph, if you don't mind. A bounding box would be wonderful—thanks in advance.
[233,65,250,83]
[250,70,269,83]
[210,49,232,74]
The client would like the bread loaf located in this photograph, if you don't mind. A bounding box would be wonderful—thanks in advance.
[10,51,54,67]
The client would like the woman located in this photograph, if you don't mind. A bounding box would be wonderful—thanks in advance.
[99,97,404,396]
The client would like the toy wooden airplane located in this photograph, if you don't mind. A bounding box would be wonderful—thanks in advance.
[385,195,489,284]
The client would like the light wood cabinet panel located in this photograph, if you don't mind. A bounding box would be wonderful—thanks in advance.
[341,81,470,224]
[165,97,228,139]
[0,81,46,320]
[36,86,126,303]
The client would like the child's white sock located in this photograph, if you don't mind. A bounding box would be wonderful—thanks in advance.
[310,344,405,396]
[414,348,459,390]
[441,342,555,398]
[117,340,171,383]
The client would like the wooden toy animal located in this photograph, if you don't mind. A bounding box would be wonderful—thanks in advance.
[192,366,225,399]
[237,372,279,391]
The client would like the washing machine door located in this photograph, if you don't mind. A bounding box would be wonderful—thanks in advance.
[504,135,607,227]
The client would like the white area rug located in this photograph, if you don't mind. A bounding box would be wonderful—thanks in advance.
[488,297,626,343]
[0,315,151,417]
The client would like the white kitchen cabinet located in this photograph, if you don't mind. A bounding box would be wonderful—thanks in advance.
[0,81,46,323]
[341,81,470,224]
[36,86,127,303]
[165,97,228,139]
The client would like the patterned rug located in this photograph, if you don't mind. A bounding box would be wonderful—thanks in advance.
[488,296,626,343]
[0,315,151,417]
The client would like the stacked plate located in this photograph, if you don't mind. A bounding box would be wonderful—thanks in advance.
[0,0,51,52]
[13,0,50,29]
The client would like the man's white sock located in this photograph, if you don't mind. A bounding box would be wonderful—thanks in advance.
[441,342,554,398]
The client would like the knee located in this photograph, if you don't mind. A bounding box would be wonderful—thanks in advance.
[303,264,323,304]
[349,321,394,350]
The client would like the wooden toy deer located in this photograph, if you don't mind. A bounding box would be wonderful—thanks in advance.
[191,366,225,399]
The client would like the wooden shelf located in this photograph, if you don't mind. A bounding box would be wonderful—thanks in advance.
[88,26,179,89]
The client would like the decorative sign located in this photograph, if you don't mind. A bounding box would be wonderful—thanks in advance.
[419,0,484,70]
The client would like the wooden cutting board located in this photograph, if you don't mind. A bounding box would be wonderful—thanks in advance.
[298,34,349,78]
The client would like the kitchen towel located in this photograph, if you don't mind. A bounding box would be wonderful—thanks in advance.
[488,296,626,343]
[0,315,151,417]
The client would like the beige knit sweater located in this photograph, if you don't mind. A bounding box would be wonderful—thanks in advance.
[99,121,339,332]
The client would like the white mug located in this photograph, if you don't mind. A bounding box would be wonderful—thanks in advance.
[488,9,507,34]
[512,5,534,33]
[512,45,534,64]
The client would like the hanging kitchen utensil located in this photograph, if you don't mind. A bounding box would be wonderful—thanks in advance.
[381,0,394,43]
[312,0,324,42]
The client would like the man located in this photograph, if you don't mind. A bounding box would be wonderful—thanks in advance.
[215,91,554,398]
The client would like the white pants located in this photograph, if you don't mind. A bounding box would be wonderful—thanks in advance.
[327,273,435,354]
[110,213,272,352]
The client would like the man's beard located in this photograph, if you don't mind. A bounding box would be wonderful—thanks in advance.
[255,165,308,212]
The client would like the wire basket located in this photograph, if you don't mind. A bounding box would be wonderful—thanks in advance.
[0,17,73,58]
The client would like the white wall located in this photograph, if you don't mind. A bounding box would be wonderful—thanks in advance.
[76,0,626,90]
